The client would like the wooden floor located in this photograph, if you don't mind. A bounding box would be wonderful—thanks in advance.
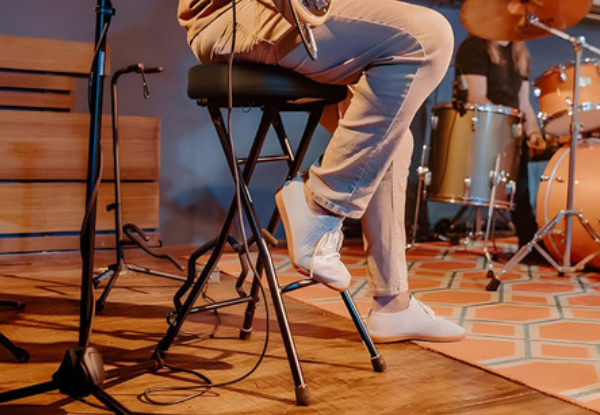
[0,246,595,415]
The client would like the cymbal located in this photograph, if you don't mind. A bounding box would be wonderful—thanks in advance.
[460,0,592,41]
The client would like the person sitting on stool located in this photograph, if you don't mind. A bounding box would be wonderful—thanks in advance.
[178,0,465,343]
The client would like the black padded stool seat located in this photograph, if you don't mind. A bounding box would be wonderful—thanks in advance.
[187,63,347,105]
[157,63,384,407]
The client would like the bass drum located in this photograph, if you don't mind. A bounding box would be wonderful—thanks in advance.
[536,138,600,269]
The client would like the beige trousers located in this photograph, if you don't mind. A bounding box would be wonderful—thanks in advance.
[191,0,453,296]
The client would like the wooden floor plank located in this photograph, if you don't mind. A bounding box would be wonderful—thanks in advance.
[0,247,594,415]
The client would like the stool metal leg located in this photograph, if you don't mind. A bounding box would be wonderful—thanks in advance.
[210,102,311,405]
[240,108,323,339]
[237,105,386,373]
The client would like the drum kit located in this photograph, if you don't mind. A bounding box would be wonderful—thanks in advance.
[411,0,600,291]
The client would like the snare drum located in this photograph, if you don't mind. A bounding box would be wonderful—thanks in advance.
[428,103,523,209]
[536,138,600,269]
[534,59,600,136]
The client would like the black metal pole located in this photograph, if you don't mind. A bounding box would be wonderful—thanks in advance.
[79,0,114,348]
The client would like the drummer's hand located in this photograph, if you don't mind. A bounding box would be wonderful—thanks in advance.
[527,132,547,158]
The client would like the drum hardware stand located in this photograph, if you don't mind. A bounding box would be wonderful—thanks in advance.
[92,63,189,313]
[408,90,438,248]
[487,14,600,291]
[408,144,431,249]
[483,155,507,277]
[0,300,30,363]
[0,3,139,413]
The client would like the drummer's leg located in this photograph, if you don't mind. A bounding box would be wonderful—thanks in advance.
[512,140,538,247]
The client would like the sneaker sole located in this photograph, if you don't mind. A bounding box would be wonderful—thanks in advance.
[370,332,466,343]
[275,188,348,292]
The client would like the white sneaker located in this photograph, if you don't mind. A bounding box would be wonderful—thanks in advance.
[366,297,465,343]
[275,177,351,291]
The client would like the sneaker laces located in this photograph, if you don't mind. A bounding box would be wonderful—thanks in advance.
[413,298,436,321]
[314,228,344,258]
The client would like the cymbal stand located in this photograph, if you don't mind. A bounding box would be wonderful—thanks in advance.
[0,2,136,413]
[483,155,502,277]
[93,63,188,313]
[487,13,600,291]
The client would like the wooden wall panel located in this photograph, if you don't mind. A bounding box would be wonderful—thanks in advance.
[0,34,110,75]
[0,111,160,181]
[0,182,159,235]
[0,232,161,254]
[0,90,75,111]
[0,35,156,255]
[0,72,75,91]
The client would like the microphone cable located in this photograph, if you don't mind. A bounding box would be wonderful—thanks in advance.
[141,0,273,405]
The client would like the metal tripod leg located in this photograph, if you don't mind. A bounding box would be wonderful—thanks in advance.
[483,155,501,278]
[485,209,600,291]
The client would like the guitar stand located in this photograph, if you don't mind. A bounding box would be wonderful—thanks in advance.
[92,63,188,312]
[0,300,30,363]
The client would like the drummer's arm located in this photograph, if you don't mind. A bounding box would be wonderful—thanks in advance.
[518,80,546,154]
[462,74,493,104]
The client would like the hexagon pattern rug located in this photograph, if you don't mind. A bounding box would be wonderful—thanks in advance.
[217,239,600,413]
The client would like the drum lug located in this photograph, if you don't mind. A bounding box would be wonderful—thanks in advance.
[565,97,573,109]
[417,166,432,187]
[540,174,550,182]
[464,176,471,198]
[559,64,567,82]
[533,86,541,97]
[556,176,566,183]
[512,123,523,138]
[506,180,516,207]
[537,111,547,122]
[506,180,516,196]
[430,114,438,130]
[489,170,500,188]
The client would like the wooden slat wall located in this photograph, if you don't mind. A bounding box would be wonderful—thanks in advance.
[0,111,160,181]
[0,35,159,254]
[0,90,75,111]
[0,34,110,75]
[0,182,159,234]
[0,72,76,91]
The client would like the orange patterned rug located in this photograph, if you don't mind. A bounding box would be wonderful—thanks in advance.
[218,239,600,413]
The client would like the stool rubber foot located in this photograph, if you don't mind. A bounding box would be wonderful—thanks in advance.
[486,277,501,292]
[239,329,252,340]
[14,347,30,363]
[95,299,106,313]
[295,385,311,406]
[371,355,386,372]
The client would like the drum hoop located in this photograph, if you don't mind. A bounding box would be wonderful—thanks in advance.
[543,103,600,127]
[433,102,521,117]
[535,58,600,83]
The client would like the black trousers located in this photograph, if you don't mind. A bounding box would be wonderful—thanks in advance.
[511,139,538,248]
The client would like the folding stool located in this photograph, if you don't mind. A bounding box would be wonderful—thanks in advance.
[154,63,385,406]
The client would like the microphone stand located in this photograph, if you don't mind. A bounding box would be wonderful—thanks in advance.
[487,14,600,291]
[0,2,134,413]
